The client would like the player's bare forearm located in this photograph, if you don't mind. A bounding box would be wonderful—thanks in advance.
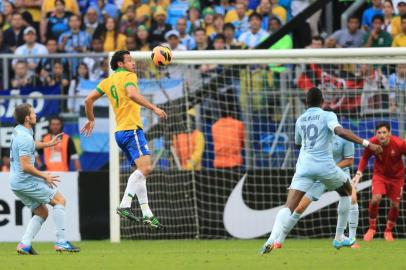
[336,157,354,169]
[84,90,102,121]
[20,156,47,179]
[334,127,363,145]
[126,87,157,111]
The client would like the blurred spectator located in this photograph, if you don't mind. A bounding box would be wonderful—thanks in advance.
[362,0,383,31]
[256,0,271,30]
[383,0,394,34]
[1,148,10,172]
[83,37,106,80]
[209,14,225,40]
[33,66,55,87]
[225,0,252,24]
[37,116,80,171]
[11,61,33,88]
[307,35,324,48]
[3,13,26,51]
[89,0,118,22]
[388,64,406,112]
[228,2,249,38]
[101,17,127,51]
[84,6,100,39]
[119,5,138,36]
[125,35,137,50]
[58,15,91,53]
[238,12,268,49]
[42,0,73,42]
[328,16,365,48]
[177,17,195,50]
[167,0,190,27]
[269,0,286,24]
[50,60,70,93]
[135,25,151,51]
[38,38,70,76]
[392,14,406,46]
[0,14,6,31]
[364,14,392,47]
[266,16,292,72]
[391,0,406,37]
[163,30,186,51]
[212,106,245,169]
[68,63,90,113]
[13,27,48,74]
[2,1,15,30]
[223,22,244,49]
[187,6,202,33]
[172,109,205,171]
[0,29,11,53]
[214,0,234,16]
[200,34,226,73]
[149,7,172,46]
[42,0,79,16]
[358,64,388,115]
[192,27,209,50]
[120,0,152,26]
[201,7,216,36]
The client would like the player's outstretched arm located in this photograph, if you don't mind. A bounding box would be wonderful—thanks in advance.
[81,90,102,136]
[20,155,60,187]
[334,126,383,154]
[35,133,64,149]
[125,85,167,119]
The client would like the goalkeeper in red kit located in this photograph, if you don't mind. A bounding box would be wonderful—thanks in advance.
[352,123,406,242]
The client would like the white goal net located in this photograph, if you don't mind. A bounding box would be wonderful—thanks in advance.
[109,48,406,241]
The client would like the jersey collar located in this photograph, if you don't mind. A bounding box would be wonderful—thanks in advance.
[115,68,127,73]
[17,124,33,136]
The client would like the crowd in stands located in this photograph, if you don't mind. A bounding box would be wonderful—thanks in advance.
[2,0,406,171]
[1,0,406,90]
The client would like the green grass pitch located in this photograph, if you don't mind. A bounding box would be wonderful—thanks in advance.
[1,239,405,270]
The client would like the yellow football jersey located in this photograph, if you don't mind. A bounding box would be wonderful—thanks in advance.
[96,68,142,132]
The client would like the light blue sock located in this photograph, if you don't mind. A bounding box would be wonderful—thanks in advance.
[335,196,351,241]
[277,211,301,243]
[21,215,45,246]
[348,203,359,239]
[53,204,66,243]
[266,207,291,244]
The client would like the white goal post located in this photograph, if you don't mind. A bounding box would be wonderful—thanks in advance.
[109,48,406,242]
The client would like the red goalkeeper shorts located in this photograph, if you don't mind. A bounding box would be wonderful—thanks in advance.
[372,175,404,203]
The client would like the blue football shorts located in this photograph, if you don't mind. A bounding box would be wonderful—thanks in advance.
[115,129,150,165]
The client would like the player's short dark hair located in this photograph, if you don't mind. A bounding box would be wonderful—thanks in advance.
[110,50,130,71]
[375,122,391,131]
[14,103,32,125]
[249,12,262,22]
[306,87,323,107]
[372,14,384,23]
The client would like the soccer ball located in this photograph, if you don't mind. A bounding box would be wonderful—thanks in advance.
[151,45,172,66]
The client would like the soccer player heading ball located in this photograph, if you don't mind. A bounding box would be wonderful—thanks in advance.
[353,123,406,242]
[82,50,167,229]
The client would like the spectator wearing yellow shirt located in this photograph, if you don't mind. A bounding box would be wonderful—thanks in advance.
[42,0,79,15]
[391,0,406,37]
[102,17,127,52]
[121,0,152,26]
[227,2,250,38]
[225,0,253,23]
[202,7,216,36]
[135,25,151,51]
[392,14,406,46]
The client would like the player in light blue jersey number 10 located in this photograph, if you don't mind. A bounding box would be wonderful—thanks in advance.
[260,87,382,254]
